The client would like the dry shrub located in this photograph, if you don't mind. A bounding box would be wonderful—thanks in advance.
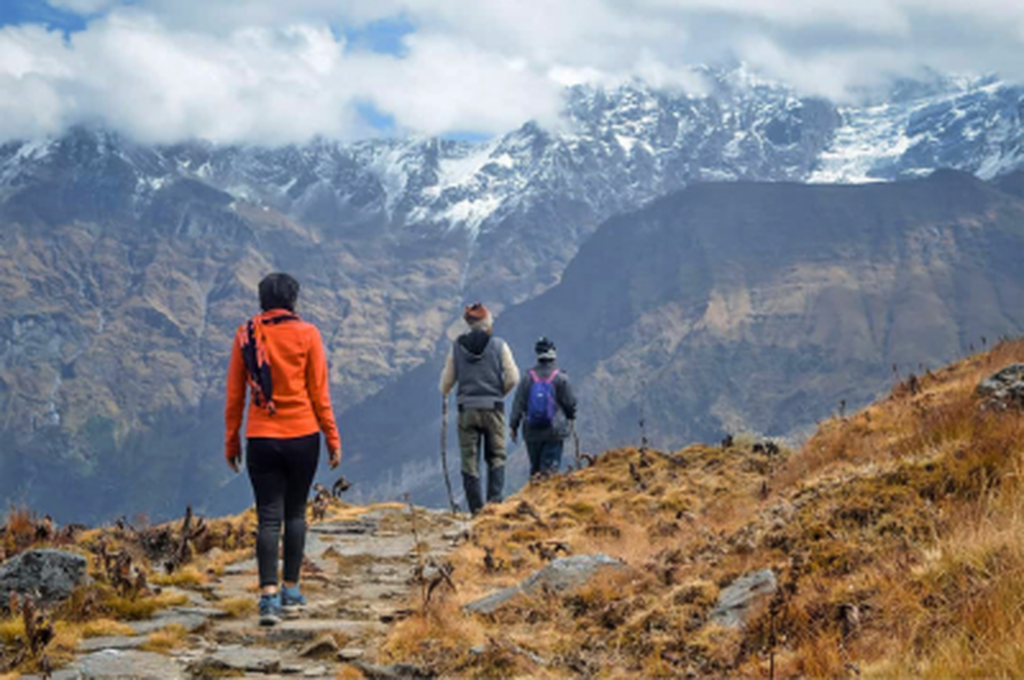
[2,507,36,557]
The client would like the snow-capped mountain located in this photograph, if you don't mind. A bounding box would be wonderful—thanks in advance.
[4,68,1022,261]
[3,68,1022,261]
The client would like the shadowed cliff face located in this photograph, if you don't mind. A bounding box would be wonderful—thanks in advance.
[338,171,1024,507]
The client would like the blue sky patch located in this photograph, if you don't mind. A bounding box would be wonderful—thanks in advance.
[338,15,414,57]
[356,102,397,134]
[0,0,88,33]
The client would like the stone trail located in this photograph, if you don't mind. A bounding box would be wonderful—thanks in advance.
[45,505,467,680]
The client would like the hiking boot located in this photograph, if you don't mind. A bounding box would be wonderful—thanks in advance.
[258,593,281,627]
[280,585,307,619]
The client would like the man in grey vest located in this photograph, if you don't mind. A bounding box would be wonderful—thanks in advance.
[439,303,520,514]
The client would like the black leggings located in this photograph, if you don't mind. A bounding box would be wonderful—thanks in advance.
[246,433,320,587]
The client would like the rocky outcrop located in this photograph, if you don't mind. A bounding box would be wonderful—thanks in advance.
[0,549,87,608]
[464,554,627,615]
[977,364,1024,408]
[709,568,778,628]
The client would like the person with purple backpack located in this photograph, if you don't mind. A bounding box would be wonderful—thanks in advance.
[510,337,578,477]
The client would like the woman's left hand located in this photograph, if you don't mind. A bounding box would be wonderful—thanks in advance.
[329,447,342,469]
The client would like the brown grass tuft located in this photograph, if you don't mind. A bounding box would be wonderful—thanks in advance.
[215,597,257,619]
[139,623,189,654]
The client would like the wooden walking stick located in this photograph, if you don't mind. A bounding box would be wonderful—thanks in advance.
[440,395,458,514]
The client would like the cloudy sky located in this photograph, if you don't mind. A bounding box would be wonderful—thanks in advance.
[1,0,1022,145]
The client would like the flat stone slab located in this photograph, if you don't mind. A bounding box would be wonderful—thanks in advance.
[192,645,284,674]
[350,660,434,679]
[315,535,418,558]
[74,649,186,679]
[338,647,365,661]
[217,617,384,642]
[170,606,230,619]
[465,554,627,615]
[128,612,210,636]
[223,558,258,575]
[77,635,147,653]
[310,518,379,536]
[709,568,778,628]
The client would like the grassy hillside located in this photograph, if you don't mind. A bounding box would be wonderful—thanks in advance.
[383,339,1024,678]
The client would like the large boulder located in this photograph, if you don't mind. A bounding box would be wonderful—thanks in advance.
[977,364,1024,408]
[465,554,627,615]
[0,549,87,608]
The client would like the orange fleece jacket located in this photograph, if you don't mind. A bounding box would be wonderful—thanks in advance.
[224,310,341,461]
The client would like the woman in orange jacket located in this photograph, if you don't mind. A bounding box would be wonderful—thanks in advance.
[224,273,341,626]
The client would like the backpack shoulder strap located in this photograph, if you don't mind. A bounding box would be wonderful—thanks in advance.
[532,368,556,384]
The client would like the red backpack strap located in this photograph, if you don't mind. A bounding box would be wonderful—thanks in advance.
[531,369,557,383]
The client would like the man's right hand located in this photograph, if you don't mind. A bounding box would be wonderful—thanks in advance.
[227,453,242,473]
[329,447,342,469]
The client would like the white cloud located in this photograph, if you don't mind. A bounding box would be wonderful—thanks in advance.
[2,0,1021,144]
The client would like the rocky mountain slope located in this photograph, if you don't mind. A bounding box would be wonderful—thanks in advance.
[2,69,1024,521]
[342,170,1024,505]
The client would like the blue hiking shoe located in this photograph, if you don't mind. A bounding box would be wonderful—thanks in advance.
[280,585,307,619]
[258,593,281,627]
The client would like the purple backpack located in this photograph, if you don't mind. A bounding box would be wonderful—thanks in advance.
[526,369,559,428]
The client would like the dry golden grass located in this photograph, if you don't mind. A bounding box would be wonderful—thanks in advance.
[381,339,1024,678]
[139,623,189,654]
[78,618,136,638]
[215,597,257,619]
[0,617,24,646]
[335,666,366,680]
[103,590,189,621]
[150,564,206,588]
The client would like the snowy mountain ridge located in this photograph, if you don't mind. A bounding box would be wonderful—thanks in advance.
[3,69,1022,252]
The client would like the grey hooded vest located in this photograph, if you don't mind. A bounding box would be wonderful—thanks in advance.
[453,334,507,410]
